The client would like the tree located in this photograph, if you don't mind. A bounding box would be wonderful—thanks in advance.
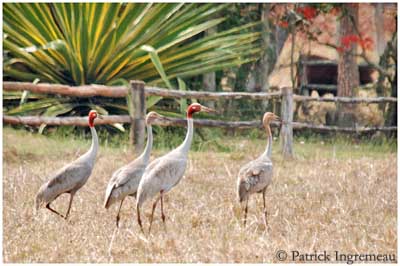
[336,4,360,126]
[3,3,262,122]
[202,25,217,109]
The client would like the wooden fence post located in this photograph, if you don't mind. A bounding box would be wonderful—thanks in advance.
[129,80,146,154]
[281,87,294,158]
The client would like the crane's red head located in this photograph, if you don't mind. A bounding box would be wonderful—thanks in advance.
[187,103,215,118]
[88,110,99,127]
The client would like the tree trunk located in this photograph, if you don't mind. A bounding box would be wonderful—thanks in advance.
[374,3,385,55]
[259,3,274,110]
[375,3,387,113]
[336,4,360,127]
[260,3,271,93]
[386,32,397,127]
[202,26,217,109]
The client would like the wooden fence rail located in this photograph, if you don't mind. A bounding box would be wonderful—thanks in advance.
[4,115,394,132]
[4,81,396,102]
[293,95,397,103]
[3,80,398,157]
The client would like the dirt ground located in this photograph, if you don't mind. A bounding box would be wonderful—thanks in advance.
[3,127,397,263]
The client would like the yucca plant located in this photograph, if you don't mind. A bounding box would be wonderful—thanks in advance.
[4,3,262,130]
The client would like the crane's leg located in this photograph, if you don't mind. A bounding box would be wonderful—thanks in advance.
[243,199,248,226]
[262,189,269,229]
[64,192,75,220]
[148,195,161,234]
[46,203,65,219]
[116,198,125,228]
[137,206,144,234]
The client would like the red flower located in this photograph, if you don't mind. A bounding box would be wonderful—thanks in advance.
[330,7,341,16]
[341,34,360,49]
[336,46,345,54]
[297,6,317,20]
[278,20,289,28]
[359,36,374,50]
[338,34,374,53]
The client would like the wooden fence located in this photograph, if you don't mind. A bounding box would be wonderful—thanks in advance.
[3,81,397,158]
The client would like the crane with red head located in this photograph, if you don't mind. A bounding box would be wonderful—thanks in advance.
[136,103,214,233]
[35,110,103,219]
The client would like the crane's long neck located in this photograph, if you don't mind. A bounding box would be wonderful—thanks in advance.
[178,117,194,155]
[261,123,272,158]
[138,124,153,163]
[82,126,99,167]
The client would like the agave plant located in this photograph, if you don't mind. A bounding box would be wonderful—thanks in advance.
[3,3,262,130]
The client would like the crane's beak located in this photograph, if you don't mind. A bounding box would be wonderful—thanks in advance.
[98,114,104,120]
[157,114,171,122]
[274,115,281,122]
[200,105,216,113]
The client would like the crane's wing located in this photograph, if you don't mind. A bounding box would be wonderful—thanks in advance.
[148,157,187,191]
[138,156,187,205]
[47,161,92,193]
[114,160,146,188]
[237,158,273,201]
[104,159,147,207]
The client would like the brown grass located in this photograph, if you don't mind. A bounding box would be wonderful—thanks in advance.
[3,127,397,263]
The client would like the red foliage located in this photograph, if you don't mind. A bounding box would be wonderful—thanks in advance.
[278,20,289,28]
[337,34,374,52]
[359,36,373,50]
[336,46,345,54]
[341,34,360,49]
[329,6,341,16]
[297,6,317,20]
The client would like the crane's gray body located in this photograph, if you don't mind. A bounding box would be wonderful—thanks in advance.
[237,155,273,202]
[35,126,98,210]
[103,125,153,209]
[136,118,193,207]
[237,133,273,202]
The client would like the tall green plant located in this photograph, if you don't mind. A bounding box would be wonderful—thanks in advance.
[4,3,261,129]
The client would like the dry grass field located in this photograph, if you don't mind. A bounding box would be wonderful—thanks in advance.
[3,127,397,263]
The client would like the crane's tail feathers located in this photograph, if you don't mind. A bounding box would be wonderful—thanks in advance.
[104,194,114,209]
[104,184,116,209]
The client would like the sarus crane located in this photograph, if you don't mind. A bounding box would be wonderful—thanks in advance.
[136,103,215,233]
[35,110,102,219]
[237,112,280,226]
[104,111,169,227]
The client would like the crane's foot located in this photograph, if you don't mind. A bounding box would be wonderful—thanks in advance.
[139,224,145,234]
[148,222,153,235]
[263,210,271,231]
[46,204,65,219]
[243,200,248,227]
